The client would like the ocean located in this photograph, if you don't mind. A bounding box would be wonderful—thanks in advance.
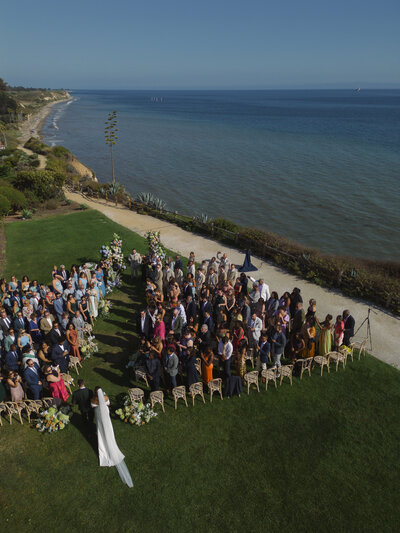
[42,89,400,261]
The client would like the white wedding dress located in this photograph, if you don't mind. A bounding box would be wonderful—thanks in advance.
[92,388,133,487]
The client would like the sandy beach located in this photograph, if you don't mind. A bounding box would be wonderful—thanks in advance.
[18,94,71,145]
[65,190,400,369]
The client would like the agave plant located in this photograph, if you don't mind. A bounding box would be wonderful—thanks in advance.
[135,192,166,210]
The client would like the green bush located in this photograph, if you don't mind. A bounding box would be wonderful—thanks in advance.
[24,137,51,155]
[21,208,33,219]
[0,185,27,212]
[44,199,58,210]
[0,194,11,216]
[211,217,239,233]
[12,170,65,201]
[51,145,71,159]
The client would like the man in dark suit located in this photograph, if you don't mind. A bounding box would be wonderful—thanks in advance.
[72,379,94,424]
[203,311,214,334]
[48,322,63,346]
[13,312,27,334]
[57,265,70,286]
[291,302,305,337]
[343,310,355,346]
[199,297,212,324]
[242,298,251,327]
[51,338,70,373]
[185,295,197,323]
[5,344,20,372]
[0,311,12,335]
[136,309,150,338]
[24,358,42,399]
[10,291,22,312]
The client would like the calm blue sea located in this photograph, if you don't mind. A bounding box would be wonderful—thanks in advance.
[42,90,400,261]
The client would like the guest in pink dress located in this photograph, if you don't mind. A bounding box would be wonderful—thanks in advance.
[44,366,69,402]
[334,315,345,349]
[153,315,166,341]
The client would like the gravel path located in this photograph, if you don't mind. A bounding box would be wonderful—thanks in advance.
[66,190,400,369]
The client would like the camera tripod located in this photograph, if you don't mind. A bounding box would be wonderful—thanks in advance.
[354,307,376,350]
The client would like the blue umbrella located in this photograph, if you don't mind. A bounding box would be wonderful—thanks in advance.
[238,250,258,273]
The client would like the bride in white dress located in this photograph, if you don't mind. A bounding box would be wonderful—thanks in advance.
[91,387,133,488]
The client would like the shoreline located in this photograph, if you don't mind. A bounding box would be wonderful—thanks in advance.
[17,94,72,145]
[65,189,400,370]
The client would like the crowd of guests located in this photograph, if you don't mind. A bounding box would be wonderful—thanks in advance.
[128,249,356,393]
[0,261,109,404]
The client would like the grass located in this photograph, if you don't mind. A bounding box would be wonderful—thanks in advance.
[1,210,400,533]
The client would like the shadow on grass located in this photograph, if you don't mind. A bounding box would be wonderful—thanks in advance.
[94,367,131,388]
[70,412,98,459]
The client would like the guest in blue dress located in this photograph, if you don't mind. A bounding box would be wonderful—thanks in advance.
[29,314,43,344]
[95,267,106,297]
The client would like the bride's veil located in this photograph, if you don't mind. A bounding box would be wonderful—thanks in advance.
[97,388,133,488]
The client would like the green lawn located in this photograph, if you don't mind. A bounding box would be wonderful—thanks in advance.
[1,210,400,533]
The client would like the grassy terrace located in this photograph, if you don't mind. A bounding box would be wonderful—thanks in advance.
[1,210,399,533]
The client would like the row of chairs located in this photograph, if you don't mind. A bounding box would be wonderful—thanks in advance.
[0,397,55,425]
[128,340,367,410]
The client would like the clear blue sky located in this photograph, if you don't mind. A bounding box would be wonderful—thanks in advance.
[2,0,399,89]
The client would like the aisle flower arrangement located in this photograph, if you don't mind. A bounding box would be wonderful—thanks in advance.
[98,298,112,318]
[145,231,166,261]
[115,397,157,426]
[80,338,99,358]
[36,407,71,433]
[100,233,126,273]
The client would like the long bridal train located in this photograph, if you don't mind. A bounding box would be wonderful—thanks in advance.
[92,388,133,488]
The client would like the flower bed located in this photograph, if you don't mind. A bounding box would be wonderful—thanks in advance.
[115,396,157,426]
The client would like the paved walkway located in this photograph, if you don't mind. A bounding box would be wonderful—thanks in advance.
[65,190,400,369]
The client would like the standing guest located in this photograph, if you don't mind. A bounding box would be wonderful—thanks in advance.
[52,274,64,296]
[0,310,12,335]
[301,317,317,357]
[232,321,245,354]
[145,352,161,391]
[258,333,271,371]
[334,315,345,349]
[40,311,54,337]
[24,358,42,399]
[174,255,183,271]
[66,293,78,319]
[195,268,206,298]
[22,299,33,321]
[58,265,70,286]
[43,365,69,403]
[5,344,20,372]
[79,296,91,322]
[318,314,333,355]
[185,295,197,324]
[200,347,214,384]
[152,264,163,294]
[241,298,251,327]
[271,324,286,371]
[164,346,179,391]
[49,322,63,346]
[21,275,30,292]
[227,264,238,285]
[136,309,149,338]
[72,311,85,341]
[88,283,98,320]
[7,371,24,402]
[287,333,305,362]
[28,313,42,344]
[203,310,214,334]
[72,379,94,424]
[37,342,52,366]
[53,292,65,322]
[51,337,70,373]
[342,310,355,346]
[60,312,70,333]
[4,329,17,353]
[70,265,79,289]
[153,315,166,342]
[291,302,305,337]
[218,336,233,378]
[17,329,32,351]
[248,312,262,350]
[13,311,27,334]
[95,265,106,297]
[67,323,81,361]
[185,347,199,387]
[289,287,303,318]
[170,308,183,337]
[128,249,142,279]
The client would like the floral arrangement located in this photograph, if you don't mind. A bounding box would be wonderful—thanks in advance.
[100,233,126,273]
[36,407,71,433]
[80,338,99,358]
[145,231,165,261]
[115,396,157,426]
[98,298,112,317]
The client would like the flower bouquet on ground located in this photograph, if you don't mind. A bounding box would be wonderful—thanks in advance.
[36,407,71,433]
[145,231,165,261]
[80,338,99,359]
[98,298,112,318]
[115,396,157,426]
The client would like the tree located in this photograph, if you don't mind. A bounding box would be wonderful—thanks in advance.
[0,78,8,92]
[104,110,118,185]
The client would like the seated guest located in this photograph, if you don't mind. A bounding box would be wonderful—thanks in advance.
[24,358,43,399]
[43,365,69,403]
[51,337,70,373]
[5,344,20,372]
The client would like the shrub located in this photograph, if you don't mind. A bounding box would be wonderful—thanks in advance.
[79,203,88,210]
[24,137,51,155]
[0,194,11,216]
[44,199,58,210]
[51,145,71,159]
[21,208,33,219]
[0,185,27,211]
[13,170,65,201]
[211,217,239,233]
